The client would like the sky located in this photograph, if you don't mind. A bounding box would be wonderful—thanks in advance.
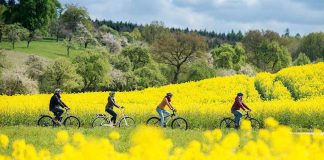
[59,0,324,35]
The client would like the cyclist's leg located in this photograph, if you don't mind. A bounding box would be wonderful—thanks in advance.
[233,110,243,127]
[52,107,64,121]
[156,107,165,127]
[106,108,117,125]
[162,110,170,117]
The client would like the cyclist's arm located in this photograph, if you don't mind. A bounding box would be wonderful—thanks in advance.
[237,100,247,111]
[58,100,68,109]
[165,98,175,111]
[109,96,120,108]
[242,102,251,111]
[55,95,68,108]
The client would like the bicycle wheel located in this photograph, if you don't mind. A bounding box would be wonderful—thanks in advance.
[63,116,80,128]
[249,118,261,129]
[220,118,235,129]
[146,117,161,127]
[171,117,188,130]
[37,115,54,127]
[92,117,109,128]
[118,116,135,128]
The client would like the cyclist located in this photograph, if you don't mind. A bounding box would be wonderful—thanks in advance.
[49,88,70,123]
[156,93,177,127]
[231,92,251,128]
[105,91,122,126]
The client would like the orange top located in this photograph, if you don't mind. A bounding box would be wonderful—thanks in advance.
[158,97,174,110]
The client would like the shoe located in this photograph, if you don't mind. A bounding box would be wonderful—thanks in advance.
[163,124,167,128]
[103,124,113,127]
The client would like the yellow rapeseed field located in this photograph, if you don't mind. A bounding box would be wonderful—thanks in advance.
[0,63,323,128]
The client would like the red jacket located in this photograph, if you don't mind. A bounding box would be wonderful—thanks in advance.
[231,96,250,111]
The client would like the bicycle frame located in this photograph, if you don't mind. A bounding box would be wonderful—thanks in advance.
[162,111,176,125]
[242,112,252,119]
[95,108,128,125]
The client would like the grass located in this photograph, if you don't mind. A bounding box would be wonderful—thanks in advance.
[0,39,91,59]
[0,126,208,154]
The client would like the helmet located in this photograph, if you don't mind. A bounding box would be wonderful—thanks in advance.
[166,93,173,97]
[109,91,116,96]
[237,92,243,96]
[54,88,61,94]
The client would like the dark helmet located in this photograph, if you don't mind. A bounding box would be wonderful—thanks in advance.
[166,93,173,97]
[237,92,243,96]
[109,91,116,96]
[54,88,61,94]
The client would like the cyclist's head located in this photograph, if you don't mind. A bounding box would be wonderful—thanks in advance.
[109,91,116,96]
[237,92,243,97]
[54,88,61,94]
[166,92,173,98]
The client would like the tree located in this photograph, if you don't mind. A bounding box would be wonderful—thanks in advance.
[14,0,59,47]
[25,55,47,81]
[284,28,290,37]
[110,54,132,72]
[0,5,5,42]
[63,38,77,56]
[60,4,92,55]
[73,50,110,91]
[184,59,215,81]
[242,30,263,62]
[134,64,167,89]
[48,2,63,42]
[121,46,150,71]
[0,0,6,6]
[100,32,121,53]
[211,44,235,69]
[40,58,82,93]
[98,25,118,35]
[298,32,324,61]
[211,43,246,70]
[4,23,28,49]
[294,52,311,66]
[75,23,97,48]
[131,27,142,41]
[153,32,207,83]
[142,21,168,44]
[256,41,292,72]
[2,0,17,24]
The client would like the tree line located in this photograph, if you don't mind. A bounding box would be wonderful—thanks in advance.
[0,0,323,95]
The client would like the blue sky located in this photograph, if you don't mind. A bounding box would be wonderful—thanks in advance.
[59,0,324,35]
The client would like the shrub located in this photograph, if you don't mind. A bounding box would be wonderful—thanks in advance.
[0,69,38,95]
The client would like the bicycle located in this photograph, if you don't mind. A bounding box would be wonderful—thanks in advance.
[37,108,81,128]
[92,107,135,128]
[220,111,261,129]
[146,110,188,130]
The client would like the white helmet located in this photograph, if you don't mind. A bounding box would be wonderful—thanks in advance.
[54,88,61,94]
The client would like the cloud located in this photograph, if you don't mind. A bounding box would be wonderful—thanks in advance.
[59,0,324,35]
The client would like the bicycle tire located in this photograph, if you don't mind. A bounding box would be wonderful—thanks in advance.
[146,117,161,127]
[118,116,135,128]
[171,117,188,130]
[220,118,236,129]
[37,115,54,127]
[249,118,261,129]
[92,117,109,128]
[63,116,81,128]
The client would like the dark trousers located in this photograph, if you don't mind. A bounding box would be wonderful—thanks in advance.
[51,107,64,121]
[106,108,117,124]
